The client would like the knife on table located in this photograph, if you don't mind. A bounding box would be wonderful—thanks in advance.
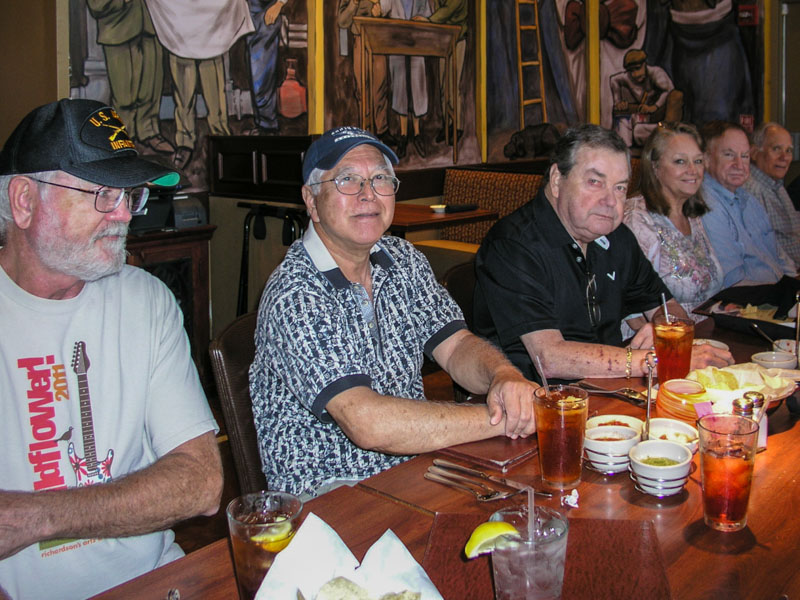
[432,458,553,497]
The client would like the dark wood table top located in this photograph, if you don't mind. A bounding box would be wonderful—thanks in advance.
[92,322,799,599]
[91,485,433,599]
[390,203,498,234]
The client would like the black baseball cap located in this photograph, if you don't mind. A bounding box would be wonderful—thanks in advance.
[0,99,179,188]
[302,126,398,183]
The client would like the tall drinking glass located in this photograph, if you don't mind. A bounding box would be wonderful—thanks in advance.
[533,385,588,489]
[697,414,759,532]
[227,491,303,600]
[653,314,694,383]
[490,505,570,600]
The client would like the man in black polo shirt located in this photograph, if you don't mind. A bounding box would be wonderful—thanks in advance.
[474,124,732,382]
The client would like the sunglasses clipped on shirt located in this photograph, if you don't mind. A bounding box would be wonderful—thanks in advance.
[585,272,602,328]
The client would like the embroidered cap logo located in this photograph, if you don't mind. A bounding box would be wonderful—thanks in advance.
[81,108,136,153]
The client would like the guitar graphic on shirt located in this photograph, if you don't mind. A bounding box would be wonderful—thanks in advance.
[68,341,114,485]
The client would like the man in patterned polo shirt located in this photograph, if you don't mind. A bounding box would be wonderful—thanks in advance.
[743,122,800,266]
[249,126,538,497]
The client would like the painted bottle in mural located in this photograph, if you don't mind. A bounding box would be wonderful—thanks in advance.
[278,58,307,119]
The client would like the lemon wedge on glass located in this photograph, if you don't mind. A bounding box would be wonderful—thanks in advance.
[250,520,295,553]
[464,522,521,559]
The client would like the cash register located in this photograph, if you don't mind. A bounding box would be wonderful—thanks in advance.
[129,189,207,233]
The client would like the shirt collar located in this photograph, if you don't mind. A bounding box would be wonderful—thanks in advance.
[749,164,784,190]
[533,188,612,251]
[301,221,393,289]
[704,173,739,204]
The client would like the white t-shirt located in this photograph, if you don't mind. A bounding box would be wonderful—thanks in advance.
[0,265,218,600]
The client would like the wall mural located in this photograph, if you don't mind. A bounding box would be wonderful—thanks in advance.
[69,0,762,189]
[69,0,309,192]
[487,0,762,161]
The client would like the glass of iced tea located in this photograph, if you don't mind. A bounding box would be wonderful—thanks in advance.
[697,414,759,532]
[533,385,588,489]
[226,491,303,600]
[653,314,694,383]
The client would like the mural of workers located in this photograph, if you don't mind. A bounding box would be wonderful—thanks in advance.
[87,0,173,154]
[609,48,683,146]
[247,0,294,134]
[145,0,254,169]
[381,0,432,159]
[338,0,396,146]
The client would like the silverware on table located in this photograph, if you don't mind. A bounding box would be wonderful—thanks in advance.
[643,352,657,441]
[424,469,518,502]
[751,323,776,346]
[432,458,553,497]
[576,382,647,406]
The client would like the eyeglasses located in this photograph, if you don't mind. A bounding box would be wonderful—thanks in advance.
[31,178,149,215]
[585,273,602,327]
[317,173,400,196]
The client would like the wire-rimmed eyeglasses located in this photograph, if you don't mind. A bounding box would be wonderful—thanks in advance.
[586,273,602,327]
[30,178,149,215]
[316,173,400,196]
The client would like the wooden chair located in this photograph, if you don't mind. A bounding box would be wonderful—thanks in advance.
[208,311,267,495]
[438,169,544,244]
[415,169,544,278]
[440,259,476,329]
[440,259,477,402]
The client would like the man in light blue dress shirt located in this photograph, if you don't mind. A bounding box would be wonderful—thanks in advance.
[700,121,796,288]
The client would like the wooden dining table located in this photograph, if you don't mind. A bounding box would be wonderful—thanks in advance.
[91,322,799,600]
[390,203,498,238]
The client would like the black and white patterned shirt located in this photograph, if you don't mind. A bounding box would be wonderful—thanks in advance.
[249,222,465,496]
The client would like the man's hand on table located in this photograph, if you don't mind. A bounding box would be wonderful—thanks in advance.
[690,343,734,371]
[630,322,654,349]
[486,366,538,439]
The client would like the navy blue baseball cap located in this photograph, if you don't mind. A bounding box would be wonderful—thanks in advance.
[0,99,179,188]
[302,126,398,183]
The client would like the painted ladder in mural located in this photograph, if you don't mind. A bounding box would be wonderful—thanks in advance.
[515,0,548,128]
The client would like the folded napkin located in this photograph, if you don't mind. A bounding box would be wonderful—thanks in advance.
[259,512,443,600]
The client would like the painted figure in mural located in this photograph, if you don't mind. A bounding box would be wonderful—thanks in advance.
[87,0,174,155]
[338,0,397,147]
[643,0,754,125]
[560,0,643,127]
[743,122,800,265]
[609,49,683,147]
[380,0,432,160]
[144,0,254,170]
[247,0,293,135]
[413,0,468,146]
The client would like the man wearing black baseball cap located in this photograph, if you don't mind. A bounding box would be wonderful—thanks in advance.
[249,126,538,498]
[0,99,222,599]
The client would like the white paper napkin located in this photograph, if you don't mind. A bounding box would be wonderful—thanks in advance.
[257,512,443,600]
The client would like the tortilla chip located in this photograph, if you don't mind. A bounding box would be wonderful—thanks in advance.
[688,367,739,391]
[315,577,372,600]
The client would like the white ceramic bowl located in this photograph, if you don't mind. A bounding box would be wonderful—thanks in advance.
[584,426,640,474]
[752,350,797,370]
[586,414,644,435]
[647,417,699,454]
[430,204,446,213]
[629,440,692,497]
[693,338,730,351]
[772,339,798,355]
